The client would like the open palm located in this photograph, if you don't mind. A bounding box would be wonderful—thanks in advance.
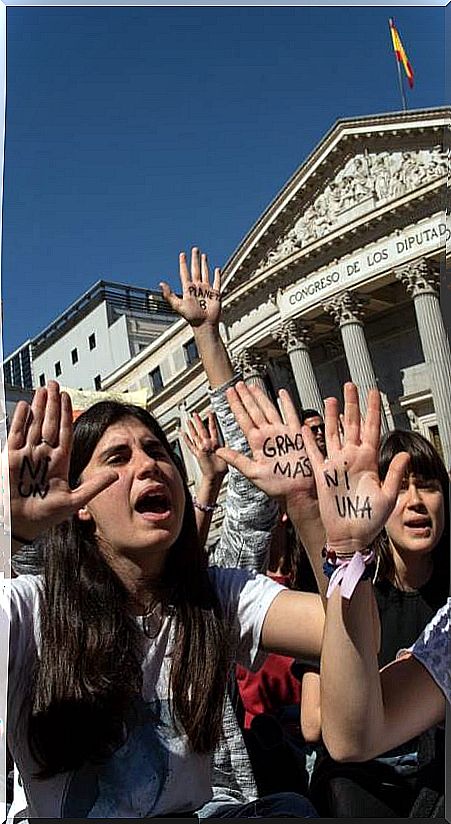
[216,382,316,505]
[160,248,221,328]
[8,382,118,543]
[302,383,410,554]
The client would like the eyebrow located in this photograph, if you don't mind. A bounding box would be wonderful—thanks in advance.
[98,438,166,461]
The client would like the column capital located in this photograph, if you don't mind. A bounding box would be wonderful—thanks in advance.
[232,347,267,380]
[272,320,313,353]
[323,291,368,326]
[395,258,440,298]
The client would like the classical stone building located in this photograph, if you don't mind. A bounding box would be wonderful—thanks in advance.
[103,106,451,507]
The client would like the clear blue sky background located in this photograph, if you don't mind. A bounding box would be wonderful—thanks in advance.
[2,6,445,356]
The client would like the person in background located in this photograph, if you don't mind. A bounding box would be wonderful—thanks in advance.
[301,384,449,818]
[301,410,326,457]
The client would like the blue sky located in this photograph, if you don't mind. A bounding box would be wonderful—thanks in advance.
[2,6,445,356]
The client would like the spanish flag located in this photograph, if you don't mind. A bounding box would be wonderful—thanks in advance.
[389,18,414,88]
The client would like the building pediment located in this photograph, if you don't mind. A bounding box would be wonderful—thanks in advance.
[220,108,449,299]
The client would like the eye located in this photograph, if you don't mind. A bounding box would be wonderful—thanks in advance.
[106,453,128,465]
[143,443,169,461]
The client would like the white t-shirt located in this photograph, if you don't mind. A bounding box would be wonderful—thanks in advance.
[3,569,284,818]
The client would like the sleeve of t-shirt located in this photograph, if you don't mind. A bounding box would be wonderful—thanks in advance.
[1,575,40,703]
[397,597,450,705]
[208,566,286,672]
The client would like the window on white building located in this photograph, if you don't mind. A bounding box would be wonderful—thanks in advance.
[149,367,164,394]
[184,339,199,366]
[94,374,102,390]
[71,348,79,365]
[55,361,62,377]
[39,373,46,387]
[89,333,96,351]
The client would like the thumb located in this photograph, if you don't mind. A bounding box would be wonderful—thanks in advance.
[159,282,182,312]
[382,451,410,505]
[215,447,255,478]
[70,469,119,510]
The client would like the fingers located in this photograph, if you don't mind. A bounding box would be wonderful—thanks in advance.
[201,253,210,285]
[160,281,182,311]
[178,252,191,290]
[27,388,47,447]
[278,389,301,430]
[191,247,201,284]
[213,267,221,292]
[59,392,74,454]
[382,451,410,504]
[302,423,325,470]
[8,401,30,450]
[343,383,361,447]
[206,411,219,446]
[248,385,281,425]
[71,469,119,511]
[226,386,255,437]
[361,389,381,451]
[215,447,255,478]
[41,381,61,447]
[235,382,268,427]
[181,430,196,457]
[324,396,342,454]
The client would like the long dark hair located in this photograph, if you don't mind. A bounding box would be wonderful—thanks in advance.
[29,402,229,776]
[374,430,450,588]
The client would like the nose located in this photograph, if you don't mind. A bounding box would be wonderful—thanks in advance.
[135,449,160,479]
[406,480,425,509]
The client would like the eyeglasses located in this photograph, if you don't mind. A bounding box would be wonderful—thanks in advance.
[309,424,325,435]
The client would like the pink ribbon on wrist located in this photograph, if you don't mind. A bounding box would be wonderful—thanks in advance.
[326,549,375,600]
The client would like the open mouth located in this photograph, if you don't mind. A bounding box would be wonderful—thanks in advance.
[135,492,171,519]
[404,517,432,532]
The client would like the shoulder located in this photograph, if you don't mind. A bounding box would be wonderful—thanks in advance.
[409,598,451,704]
[208,567,285,619]
[2,575,43,635]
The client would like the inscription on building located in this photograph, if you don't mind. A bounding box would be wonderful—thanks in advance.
[279,217,447,317]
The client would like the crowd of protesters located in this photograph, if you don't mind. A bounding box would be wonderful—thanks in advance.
[2,247,449,819]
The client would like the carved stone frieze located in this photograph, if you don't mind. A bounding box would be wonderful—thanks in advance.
[323,291,369,326]
[394,257,440,298]
[254,146,447,274]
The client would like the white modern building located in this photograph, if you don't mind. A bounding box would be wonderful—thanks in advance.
[101,106,450,495]
[4,280,177,393]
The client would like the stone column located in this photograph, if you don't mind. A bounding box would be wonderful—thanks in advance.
[232,348,268,393]
[273,320,323,414]
[324,290,389,432]
[395,259,451,468]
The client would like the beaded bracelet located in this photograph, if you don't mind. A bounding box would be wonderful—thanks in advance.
[192,496,221,513]
[322,545,375,600]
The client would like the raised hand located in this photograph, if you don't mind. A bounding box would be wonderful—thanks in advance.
[160,247,221,329]
[182,412,228,482]
[302,383,409,555]
[8,382,119,543]
[216,382,316,505]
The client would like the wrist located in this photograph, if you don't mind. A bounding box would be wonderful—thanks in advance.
[193,325,221,345]
[325,540,369,557]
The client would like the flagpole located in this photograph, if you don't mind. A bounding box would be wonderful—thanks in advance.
[389,18,408,112]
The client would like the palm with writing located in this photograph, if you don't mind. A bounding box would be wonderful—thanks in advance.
[8,381,119,543]
[216,382,316,506]
[302,383,409,555]
[160,247,221,329]
[182,412,227,482]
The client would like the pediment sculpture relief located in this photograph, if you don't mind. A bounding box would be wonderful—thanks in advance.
[255,146,446,274]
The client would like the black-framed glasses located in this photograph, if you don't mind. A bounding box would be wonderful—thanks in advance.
[309,424,325,435]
